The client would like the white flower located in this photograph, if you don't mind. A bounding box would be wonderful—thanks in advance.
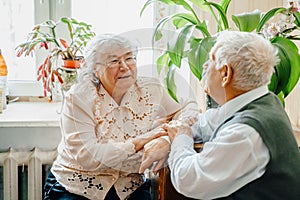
[262,22,281,39]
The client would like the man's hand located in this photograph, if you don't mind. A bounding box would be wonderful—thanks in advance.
[163,120,192,142]
[139,137,170,175]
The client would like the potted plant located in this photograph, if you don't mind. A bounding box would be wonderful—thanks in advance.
[141,0,300,105]
[16,17,95,97]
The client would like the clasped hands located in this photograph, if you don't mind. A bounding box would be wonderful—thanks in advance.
[137,119,195,175]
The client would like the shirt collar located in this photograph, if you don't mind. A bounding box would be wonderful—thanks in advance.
[217,85,269,123]
[98,80,138,108]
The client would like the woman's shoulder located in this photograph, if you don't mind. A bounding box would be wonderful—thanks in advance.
[65,77,96,103]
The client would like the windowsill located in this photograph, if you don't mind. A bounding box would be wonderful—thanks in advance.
[0,100,62,151]
[0,101,61,127]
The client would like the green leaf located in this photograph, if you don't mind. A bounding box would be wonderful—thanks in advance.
[171,13,210,37]
[154,30,163,41]
[271,37,300,97]
[195,21,211,37]
[79,22,88,26]
[277,91,285,106]
[71,18,79,24]
[271,43,291,94]
[220,0,232,14]
[187,38,202,79]
[172,13,198,28]
[293,12,300,27]
[189,0,211,13]
[204,1,229,30]
[171,0,194,12]
[268,72,279,92]
[168,24,195,67]
[140,0,155,16]
[39,20,56,29]
[232,10,261,32]
[140,0,176,16]
[152,16,173,43]
[157,53,170,74]
[256,7,286,32]
[165,65,178,102]
[187,36,216,80]
[60,17,69,23]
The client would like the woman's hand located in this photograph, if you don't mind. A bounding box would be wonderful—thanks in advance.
[132,129,167,152]
[139,137,170,174]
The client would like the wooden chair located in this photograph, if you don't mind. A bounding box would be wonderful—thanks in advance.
[158,143,203,200]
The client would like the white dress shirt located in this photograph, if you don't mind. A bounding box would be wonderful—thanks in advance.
[51,76,189,200]
[168,86,270,199]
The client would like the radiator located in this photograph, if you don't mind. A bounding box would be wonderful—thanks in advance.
[0,148,57,200]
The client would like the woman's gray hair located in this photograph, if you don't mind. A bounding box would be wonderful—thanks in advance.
[210,30,279,91]
[77,34,138,83]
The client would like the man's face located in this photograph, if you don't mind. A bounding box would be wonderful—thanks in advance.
[202,53,226,105]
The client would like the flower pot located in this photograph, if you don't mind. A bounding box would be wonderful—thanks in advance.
[62,58,83,69]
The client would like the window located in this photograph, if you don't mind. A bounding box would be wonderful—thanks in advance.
[1,0,39,96]
[0,0,35,81]
[71,0,154,77]
[1,0,153,96]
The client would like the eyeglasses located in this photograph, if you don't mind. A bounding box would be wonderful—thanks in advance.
[96,56,136,69]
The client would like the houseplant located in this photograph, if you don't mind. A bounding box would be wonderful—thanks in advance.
[141,0,300,104]
[16,17,95,97]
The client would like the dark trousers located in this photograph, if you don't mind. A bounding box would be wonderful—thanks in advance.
[44,172,151,200]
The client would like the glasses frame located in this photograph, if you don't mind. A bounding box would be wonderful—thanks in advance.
[96,55,137,69]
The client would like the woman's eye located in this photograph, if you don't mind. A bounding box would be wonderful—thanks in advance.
[110,60,119,64]
[125,57,133,61]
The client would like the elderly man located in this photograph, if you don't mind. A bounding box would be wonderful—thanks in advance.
[154,31,300,199]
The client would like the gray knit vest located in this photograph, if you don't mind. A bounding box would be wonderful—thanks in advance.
[213,92,300,200]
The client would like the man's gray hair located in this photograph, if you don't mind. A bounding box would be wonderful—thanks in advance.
[211,30,279,91]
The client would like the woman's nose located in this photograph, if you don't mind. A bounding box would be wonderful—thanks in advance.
[119,60,130,70]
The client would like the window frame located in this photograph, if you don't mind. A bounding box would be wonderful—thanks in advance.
[8,0,71,97]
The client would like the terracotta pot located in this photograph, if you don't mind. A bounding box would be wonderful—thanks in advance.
[63,58,83,69]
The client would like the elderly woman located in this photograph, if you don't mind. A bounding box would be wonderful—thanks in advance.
[163,31,300,199]
[43,34,197,200]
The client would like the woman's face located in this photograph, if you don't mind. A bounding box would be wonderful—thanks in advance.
[95,46,137,96]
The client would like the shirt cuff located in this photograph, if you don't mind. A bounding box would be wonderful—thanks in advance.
[172,134,194,148]
[168,134,194,167]
[160,135,171,144]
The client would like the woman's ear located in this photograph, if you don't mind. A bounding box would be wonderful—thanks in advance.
[93,71,99,79]
[93,65,102,78]
[220,64,233,87]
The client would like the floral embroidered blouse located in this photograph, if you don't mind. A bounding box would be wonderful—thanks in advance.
[51,76,194,199]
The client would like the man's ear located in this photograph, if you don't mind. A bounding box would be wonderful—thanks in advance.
[220,64,233,87]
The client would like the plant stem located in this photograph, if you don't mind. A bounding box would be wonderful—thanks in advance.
[51,27,61,47]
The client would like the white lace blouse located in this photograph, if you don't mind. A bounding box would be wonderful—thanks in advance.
[51,76,190,199]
